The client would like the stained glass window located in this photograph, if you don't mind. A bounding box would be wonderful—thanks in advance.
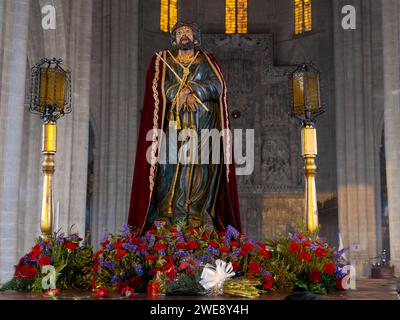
[225,0,248,34]
[160,0,178,32]
[294,0,312,35]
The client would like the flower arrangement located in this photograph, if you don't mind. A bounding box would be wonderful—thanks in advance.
[266,221,348,294]
[1,220,348,298]
[0,227,93,294]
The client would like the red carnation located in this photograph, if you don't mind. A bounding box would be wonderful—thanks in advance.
[146,230,157,235]
[94,250,103,259]
[101,240,110,247]
[232,262,242,271]
[218,232,226,237]
[314,248,327,257]
[153,243,167,251]
[138,243,148,251]
[299,251,312,262]
[262,276,274,290]
[65,242,77,251]
[19,265,38,280]
[121,286,135,298]
[242,242,255,252]
[177,242,187,250]
[202,233,209,241]
[259,249,270,259]
[323,262,336,275]
[170,228,178,233]
[115,240,124,250]
[219,246,230,254]
[29,244,42,259]
[239,249,249,257]
[187,240,199,250]
[145,254,157,261]
[115,250,128,261]
[248,261,261,274]
[97,287,109,298]
[208,241,219,249]
[297,234,305,240]
[302,240,312,247]
[230,241,240,248]
[309,269,322,283]
[256,242,266,250]
[38,256,51,266]
[289,241,301,253]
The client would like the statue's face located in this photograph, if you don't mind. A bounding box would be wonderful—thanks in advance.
[175,26,194,46]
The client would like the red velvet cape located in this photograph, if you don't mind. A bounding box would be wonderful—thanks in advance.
[127,50,241,233]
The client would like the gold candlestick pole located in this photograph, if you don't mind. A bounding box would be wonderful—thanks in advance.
[40,122,57,240]
[301,124,318,233]
[28,58,71,240]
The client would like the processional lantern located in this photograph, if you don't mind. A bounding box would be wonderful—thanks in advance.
[29,58,72,240]
[289,63,324,233]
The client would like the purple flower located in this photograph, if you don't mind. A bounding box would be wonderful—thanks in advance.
[106,242,113,250]
[260,269,272,277]
[111,275,120,284]
[226,225,240,239]
[102,233,109,242]
[135,267,144,275]
[159,250,166,255]
[121,225,131,237]
[175,251,188,258]
[122,243,137,251]
[207,246,219,255]
[55,236,64,245]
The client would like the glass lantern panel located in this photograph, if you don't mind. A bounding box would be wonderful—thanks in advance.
[39,68,66,112]
[292,72,305,115]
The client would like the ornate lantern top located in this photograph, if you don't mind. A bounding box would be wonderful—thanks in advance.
[29,58,72,123]
[289,62,324,124]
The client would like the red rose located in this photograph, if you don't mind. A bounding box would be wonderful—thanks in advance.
[19,265,38,280]
[297,234,305,240]
[314,248,326,257]
[262,276,274,290]
[153,243,167,251]
[230,241,240,248]
[289,241,301,253]
[65,242,77,251]
[218,246,230,253]
[239,249,249,257]
[121,286,135,298]
[115,240,124,250]
[202,233,209,241]
[130,237,140,245]
[232,262,242,271]
[146,254,157,261]
[208,241,219,249]
[309,269,322,283]
[242,243,255,252]
[138,243,148,251]
[299,251,312,262]
[187,240,199,250]
[170,228,178,233]
[248,261,261,274]
[115,250,128,261]
[97,287,109,298]
[38,256,51,266]
[259,249,270,259]
[323,262,336,275]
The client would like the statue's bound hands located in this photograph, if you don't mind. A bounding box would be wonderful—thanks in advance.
[185,94,198,112]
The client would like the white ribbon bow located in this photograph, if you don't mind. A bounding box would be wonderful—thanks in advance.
[199,259,235,290]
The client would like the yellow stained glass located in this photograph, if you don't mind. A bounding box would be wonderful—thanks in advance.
[294,0,303,35]
[237,0,248,34]
[225,0,236,34]
[169,0,178,32]
[304,0,312,32]
[160,0,169,32]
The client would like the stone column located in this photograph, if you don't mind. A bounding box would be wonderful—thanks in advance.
[381,0,400,275]
[90,0,139,246]
[0,0,30,283]
[333,0,381,276]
